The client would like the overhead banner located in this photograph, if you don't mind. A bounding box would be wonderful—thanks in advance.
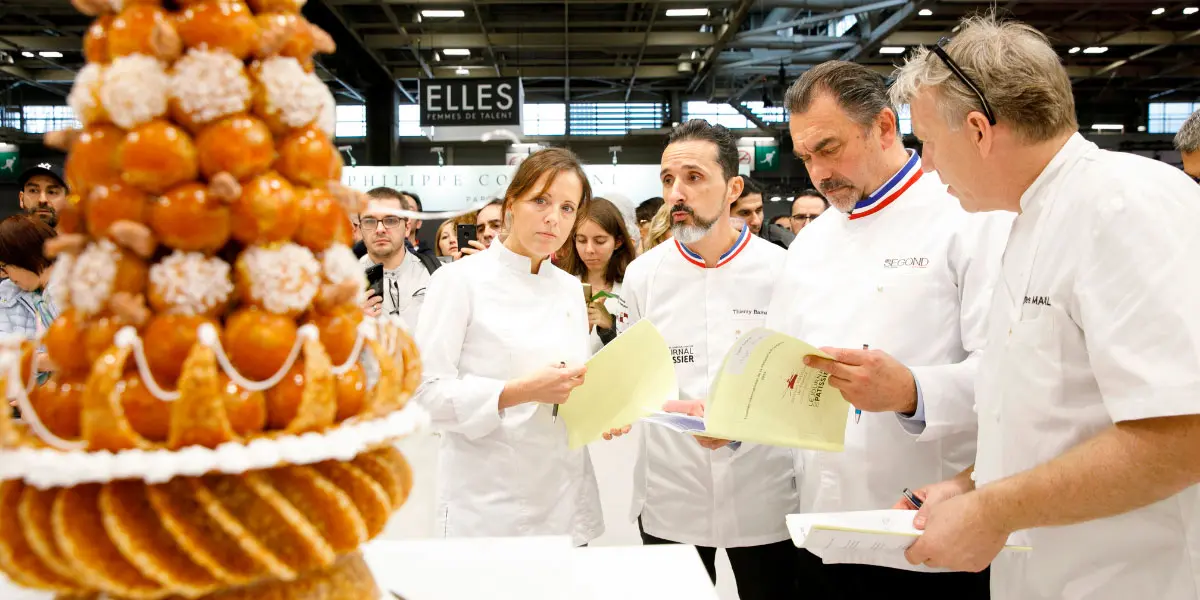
[420,78,523,127]
[342,165,663,212]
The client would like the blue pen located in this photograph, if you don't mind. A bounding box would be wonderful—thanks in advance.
[902,487,923,509]
[854,344,867,423]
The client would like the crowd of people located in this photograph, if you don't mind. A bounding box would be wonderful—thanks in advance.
[7,11,1200,600]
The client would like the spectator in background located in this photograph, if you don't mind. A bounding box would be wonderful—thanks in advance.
[560,198,637,354]
[789,189,829,234]
[1174,109,1200,181]
[462,199,504,256]
[642,202,673,253]
[635,197,665,244]
[0,215,59,384]
[398,191,432,255]
[359,187,435,330]
[732,177,794,249]
[434,219,461,262]
[769,214,792,230]
[17,162,65,228]
[351,215,366,258]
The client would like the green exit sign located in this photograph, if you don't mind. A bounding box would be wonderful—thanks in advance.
[0,144,18,182]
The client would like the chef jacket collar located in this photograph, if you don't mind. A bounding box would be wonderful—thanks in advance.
[848,149,923,221]
[1017,132,1090,214]
[491,238,554,276]
[674,220,751,269]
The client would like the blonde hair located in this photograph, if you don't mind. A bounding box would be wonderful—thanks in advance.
[889,14,1077,143]
[434,219,456,257]
[641,202,673,253]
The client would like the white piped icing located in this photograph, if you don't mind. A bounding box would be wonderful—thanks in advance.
[67,63,104,126]
[0,404,429,488]
[240,243,321,315]
[150,251,233,316]
[170,49,252,127]
[256,56,326,130]
[316,83,336,138]
[100,54,170,129]
[69,239,121,317]
[46,253,74,311]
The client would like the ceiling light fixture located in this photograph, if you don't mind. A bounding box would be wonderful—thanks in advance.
[455,67,469,75]
[878,46,906,54]
[918,8,933,16]
[1185,7,1199,15]
[442,48,471,56]
[20,51,33,58]
[666,8,709,17]
[1153,7,1166,14]
[1082,46,1108,54]
[421,9,465,18]
[1068,46,1080,54]
[39,51,63,58]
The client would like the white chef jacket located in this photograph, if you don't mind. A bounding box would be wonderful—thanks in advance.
[975,133,1200,600]
[587,281,630,356]
[412,242,604,547]
[619,226,800,548]
[359,250,430,332]
[765,150,1009,517]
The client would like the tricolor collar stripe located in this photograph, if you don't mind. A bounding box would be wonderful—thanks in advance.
[850,150,921,216]
[848,169,923,221]
[675,223,751,268]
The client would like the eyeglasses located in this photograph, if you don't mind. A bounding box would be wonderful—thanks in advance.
[929,37,997,126]
[791,214,821,222]
[361,216,408,230]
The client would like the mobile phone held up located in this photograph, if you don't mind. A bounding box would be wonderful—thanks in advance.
[457,223,478,254]
[365,263,384,300]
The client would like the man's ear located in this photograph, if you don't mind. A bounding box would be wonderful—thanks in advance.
[965,111,994,158]
[728,175,745,206]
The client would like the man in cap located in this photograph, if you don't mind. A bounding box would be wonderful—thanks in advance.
[17,161,65,227]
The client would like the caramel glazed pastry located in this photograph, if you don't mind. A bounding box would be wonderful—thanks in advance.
[0,0,426,597]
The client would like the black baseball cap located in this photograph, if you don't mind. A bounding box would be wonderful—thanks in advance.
[18,161,66,190]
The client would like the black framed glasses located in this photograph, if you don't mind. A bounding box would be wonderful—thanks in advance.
[361,216,409,230]
[929,37,997,126]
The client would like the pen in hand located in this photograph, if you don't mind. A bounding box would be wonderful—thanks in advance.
[901,487,923,510]
[854,344,867,424]
[552,361,565,422]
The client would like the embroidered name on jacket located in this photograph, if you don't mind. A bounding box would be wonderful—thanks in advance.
[671,345,696,364]
[883,257,930,269]
[732,309,767,317]
[1023,296,1052,306]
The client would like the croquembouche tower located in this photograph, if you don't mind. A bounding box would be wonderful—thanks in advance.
[0,0,427,597]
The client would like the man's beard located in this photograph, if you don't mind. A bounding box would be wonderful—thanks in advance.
[669,204,719,245]
[818,178,864,213]
[29,207,56,228]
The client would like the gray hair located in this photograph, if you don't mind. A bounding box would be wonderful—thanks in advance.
[889,14,1077,143]
[785,60,897,132]
[1175,109,1200,153]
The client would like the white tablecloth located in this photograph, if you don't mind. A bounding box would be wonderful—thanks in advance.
[0,537,719,600]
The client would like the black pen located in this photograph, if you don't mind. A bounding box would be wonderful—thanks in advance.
[902,487,923,510]
[552,361,565,422]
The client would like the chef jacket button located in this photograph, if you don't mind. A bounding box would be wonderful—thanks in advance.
[877,285,883,292]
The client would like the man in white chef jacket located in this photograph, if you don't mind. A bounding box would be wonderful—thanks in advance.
[618,119,798,600]
[888,16,1200,600]
[765,60,1008,596]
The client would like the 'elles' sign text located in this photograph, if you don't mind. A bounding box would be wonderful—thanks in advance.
[420,78,522,126]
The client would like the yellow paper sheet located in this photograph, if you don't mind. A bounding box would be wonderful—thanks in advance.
[703,328,849,451]
[558,320,677,449]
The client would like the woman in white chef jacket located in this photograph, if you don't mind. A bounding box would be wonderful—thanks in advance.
[560,197,638,355]
[413,148,604,546]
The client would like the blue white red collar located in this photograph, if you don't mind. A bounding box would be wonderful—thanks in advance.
[848,150,923,221]
[675,223,751,268]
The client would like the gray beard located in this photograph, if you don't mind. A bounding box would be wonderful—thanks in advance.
[671,222,713,245]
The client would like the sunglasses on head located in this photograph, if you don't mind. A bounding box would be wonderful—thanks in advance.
[928,36,997,126]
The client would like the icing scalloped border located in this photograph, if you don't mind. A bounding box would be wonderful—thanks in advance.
[0,403,428,489]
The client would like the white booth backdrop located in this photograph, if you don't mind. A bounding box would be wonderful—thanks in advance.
[341,165,666,210]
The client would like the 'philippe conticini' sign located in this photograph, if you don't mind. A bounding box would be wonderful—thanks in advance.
[420,78,522,127]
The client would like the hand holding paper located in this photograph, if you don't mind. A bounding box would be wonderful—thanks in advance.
[557,320,677,449]
[803,346,919,415]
